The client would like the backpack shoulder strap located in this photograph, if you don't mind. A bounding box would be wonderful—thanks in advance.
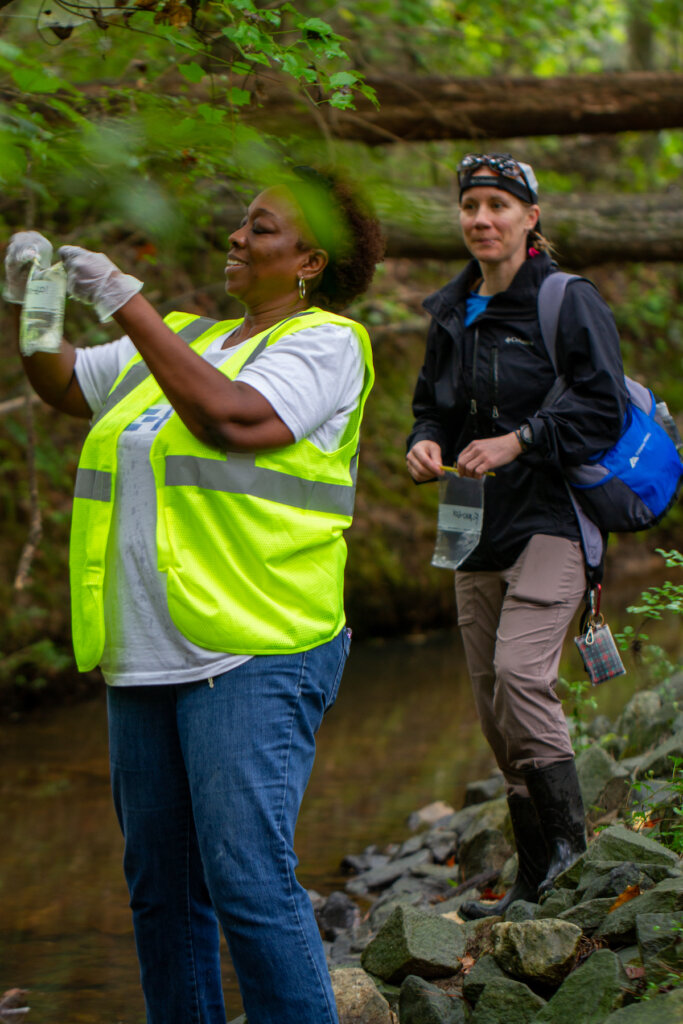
[537,271,605,574]
[537,271,581,372]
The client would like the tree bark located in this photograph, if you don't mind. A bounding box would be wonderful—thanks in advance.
[204,188,683,267]
[5,71,682,144]
[381,189,683,266]
[249,71,683,143]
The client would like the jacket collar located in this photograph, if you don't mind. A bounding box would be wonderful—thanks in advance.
[423,251,554,329]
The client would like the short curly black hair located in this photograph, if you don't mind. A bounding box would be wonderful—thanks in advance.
[289,168,385,312]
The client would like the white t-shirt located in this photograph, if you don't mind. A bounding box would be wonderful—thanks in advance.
[74,322,365,686]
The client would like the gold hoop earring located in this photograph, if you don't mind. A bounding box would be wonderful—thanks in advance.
[298,277,306,300]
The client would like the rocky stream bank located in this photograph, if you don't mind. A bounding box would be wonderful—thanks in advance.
[233,672,683,1023]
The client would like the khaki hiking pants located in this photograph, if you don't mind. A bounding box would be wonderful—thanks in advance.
[455,534,586,798]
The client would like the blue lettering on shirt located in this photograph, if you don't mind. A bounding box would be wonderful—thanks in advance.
[125,406,174,433]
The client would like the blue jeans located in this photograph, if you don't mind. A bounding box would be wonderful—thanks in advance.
[107,628,350,1024]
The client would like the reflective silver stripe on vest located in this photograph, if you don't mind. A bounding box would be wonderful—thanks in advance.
[91,317,217,426]
[165,451,357,517]
[91,312,318,425]
[74,467,112,502]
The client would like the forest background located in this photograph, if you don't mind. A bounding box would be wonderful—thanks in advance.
[0,0,682,709]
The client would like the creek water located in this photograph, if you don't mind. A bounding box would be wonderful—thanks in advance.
[1,569,680,1023]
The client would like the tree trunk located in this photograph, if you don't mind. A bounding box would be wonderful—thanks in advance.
[382,189,683,266]
[205,188,683,267]
[249,71,683,143]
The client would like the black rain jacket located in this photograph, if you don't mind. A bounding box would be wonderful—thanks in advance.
[407,252,629,571]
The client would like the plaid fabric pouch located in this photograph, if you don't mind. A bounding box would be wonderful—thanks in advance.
[574,621,626,686]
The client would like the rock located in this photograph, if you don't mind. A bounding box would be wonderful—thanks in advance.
[636,911,683,975]
[596,875,683,944]
[464,775,505,807]
[634,729,683,779]
[656,670,683,702]
[581,824,680,869]
[424,829,458,864]
[410,863,460,885]
[330,967,394,1024]
[440,804,488,840]
[327,931,363,967]
[557,896,615,932]
[458,828,512,881]
[599,732,627,759]
[360,905,466,985]
[577,862,649,902]
[576,744,630,820]
[346,848,434,895]
[408,802,455,831]
[317,891,362,940]
[491,920,582,985]
[533,948,631,1023]
[616,690,663,755]
[461,953,508,1004]
[498,853,518,890]
[398,975,466,1023]
[369,881,430,931]
[504,900,539,922]
[576,861,676,903]
[469,977,546,1024]
[342,847,392,875]
[536,890,578,918]
[629,777,682,816]
[587,714,613,740]
[397,834,428,859]
[601,986,683,1022]
[546,853,588,890]
[458,798,510,842]
[615,945,642,969]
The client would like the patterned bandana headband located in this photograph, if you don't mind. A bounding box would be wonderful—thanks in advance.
[457,153,539,205]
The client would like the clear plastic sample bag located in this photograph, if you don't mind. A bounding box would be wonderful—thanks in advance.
[19,259,67,356]
[431,472,485,570]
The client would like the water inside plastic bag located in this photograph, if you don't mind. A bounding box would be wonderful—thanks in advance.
[20,259,67,355]
[431,473,485,570]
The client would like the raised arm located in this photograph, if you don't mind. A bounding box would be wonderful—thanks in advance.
[60,246,294,452]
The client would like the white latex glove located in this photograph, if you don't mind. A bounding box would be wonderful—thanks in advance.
[4,231,54,303]
[59,245,143,323]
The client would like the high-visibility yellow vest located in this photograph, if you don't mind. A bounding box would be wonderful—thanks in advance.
[70,308,374,671]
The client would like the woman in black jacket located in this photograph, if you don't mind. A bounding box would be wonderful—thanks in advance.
[406,154,628,917]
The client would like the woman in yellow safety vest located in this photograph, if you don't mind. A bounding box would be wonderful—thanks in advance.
[6,167,384,1024]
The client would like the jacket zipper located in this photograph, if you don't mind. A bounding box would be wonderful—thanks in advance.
[469,326,479,417]
[491,345,500,422]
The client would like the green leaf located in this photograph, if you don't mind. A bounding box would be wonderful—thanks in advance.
[11,68,65,94]
[228,87,251,107]
[196,104,226,125]
[329,90,355,110]
[299,17,335,38]
[178,62,205,83]
[329,71,358,88]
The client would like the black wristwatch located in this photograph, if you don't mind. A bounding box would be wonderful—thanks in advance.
[516,423,534,452]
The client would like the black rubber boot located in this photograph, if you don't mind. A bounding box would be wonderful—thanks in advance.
[459,794,549,920]
[525,759,587,897]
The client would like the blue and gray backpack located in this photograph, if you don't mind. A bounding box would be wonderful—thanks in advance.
[538,272,683,536]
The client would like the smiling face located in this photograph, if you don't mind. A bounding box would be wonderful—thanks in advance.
[225,186,327,313]
[459,178,539,274]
